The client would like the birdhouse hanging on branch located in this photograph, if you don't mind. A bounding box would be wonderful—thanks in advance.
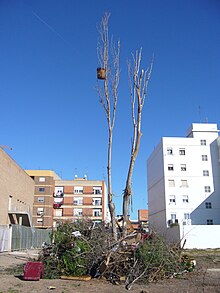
[97,67,106,80]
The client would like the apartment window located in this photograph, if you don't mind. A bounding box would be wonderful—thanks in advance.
[93,187,102,195]
[169,195,176,204]
[181,180,188,187]
[37,207,44,216]
[37,218,43,223]
[168,164,174,171]
[54,209,62,217]
[37,197,44,203]
[74,208,83,217]
[182,195,189,203]
[204,186,211,193]
[55,187,64,197]
[74,197,83,205]
[93,198,102,206]
[205,202,212,209]
[202,155,208,161]
[203,170,209,176]
[179,148,185,155]
[207,219,213,225]
[184,213,190,220]
[74,186,83,194]
[200,139,206,146]
[168,180,175,187]
[39,177,46,182]
[93,209,102,217]
[170,213,176,220]
[167,148,173,155]
[180,164,186,171]
[39,187,45,192]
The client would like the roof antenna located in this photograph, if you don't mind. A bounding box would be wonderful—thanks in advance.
[74,168,78,179]
[198,105,201,123]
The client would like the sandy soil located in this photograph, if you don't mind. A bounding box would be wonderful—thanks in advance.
[0,250,220,293]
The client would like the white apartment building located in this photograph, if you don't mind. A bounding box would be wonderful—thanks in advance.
[147,123,220,248]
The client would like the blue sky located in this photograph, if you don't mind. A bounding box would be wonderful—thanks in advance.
[0,0,220,218]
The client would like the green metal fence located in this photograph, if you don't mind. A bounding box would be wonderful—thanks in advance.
[11,224,51,251]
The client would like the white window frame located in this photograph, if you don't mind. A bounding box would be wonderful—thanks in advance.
[74,186,83,194]
[203,170,209,176]
[74,208,83,217]
[39,177,46,182]
[93,187,102,195]
[55,187,64,197]
[184,213,190,220]
[54,209,62,217]
[202,155,208,161]
[93,209,102,217]
[204,186,211,193]
[181,180,188,187]
[93,198,102,206]
[37,197,44,203]
[169,195,176,204]
[182,195,189,203]
[168,180,175,187]
[179,148,185,155]
[180,164,186,171]
[37,218,43,223]
[168,164,174,171]
[74,197,83,205]
[37,207,44,216]
[167,148,173,155]
[170,213,176,220]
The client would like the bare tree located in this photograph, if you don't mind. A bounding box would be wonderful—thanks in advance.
[97,12,120,240]
[122,49,153,236]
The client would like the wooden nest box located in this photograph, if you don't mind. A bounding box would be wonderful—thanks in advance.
[97,68,106,80]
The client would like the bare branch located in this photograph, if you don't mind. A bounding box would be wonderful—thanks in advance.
[122,49,153,236]
[97,12,120,241]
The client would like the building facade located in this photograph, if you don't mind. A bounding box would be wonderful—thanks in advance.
[0,148,34,227]
[25,170,110,228]
[53,178,109,226]
[25,170,61,228]
[147,123,220,236]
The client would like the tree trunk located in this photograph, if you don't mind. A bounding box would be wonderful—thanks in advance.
[122,49,153,236]
[107,127,117,240]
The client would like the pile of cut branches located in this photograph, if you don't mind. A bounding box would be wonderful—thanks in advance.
[39,220,194,289]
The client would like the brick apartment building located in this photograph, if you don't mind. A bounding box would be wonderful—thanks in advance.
[25,170,110,228]
[53,177,109,226]
[25,170,61,228]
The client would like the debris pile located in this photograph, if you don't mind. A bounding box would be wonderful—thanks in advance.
[39,220,195,289]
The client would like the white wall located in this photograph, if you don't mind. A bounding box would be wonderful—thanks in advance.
[180,225,220,249]
[147,140,167,231]
[147,123,220,249]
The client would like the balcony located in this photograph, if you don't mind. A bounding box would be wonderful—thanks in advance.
[54,192,64,198]
[53,202,63,209]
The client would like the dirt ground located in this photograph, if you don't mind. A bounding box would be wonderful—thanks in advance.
[0,249,220,293]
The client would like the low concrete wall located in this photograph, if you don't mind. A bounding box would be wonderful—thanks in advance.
[0,226,10,252]
[180,225,220,249]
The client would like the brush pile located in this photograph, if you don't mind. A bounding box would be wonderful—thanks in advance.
[39,220,194,289]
